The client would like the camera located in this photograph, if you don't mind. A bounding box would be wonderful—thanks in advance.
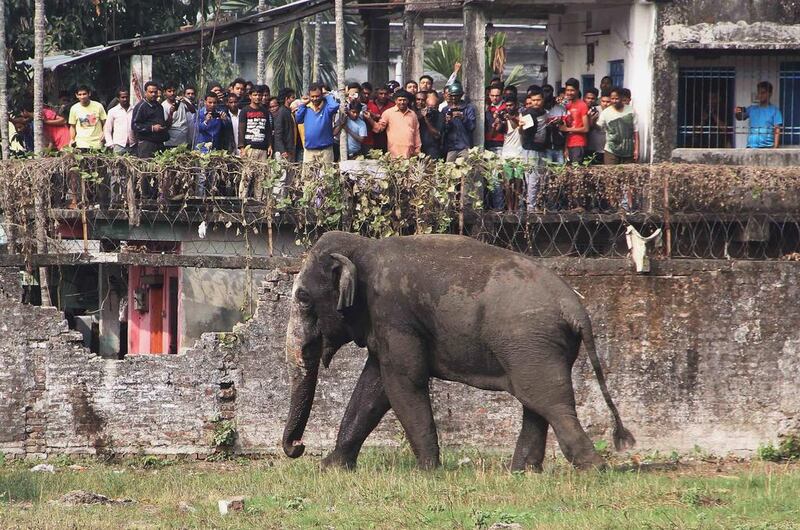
[210,110,221,119]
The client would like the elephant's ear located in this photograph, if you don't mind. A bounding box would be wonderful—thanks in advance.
[330,253,357,311]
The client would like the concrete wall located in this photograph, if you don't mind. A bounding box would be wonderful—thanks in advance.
[1,259,799,459]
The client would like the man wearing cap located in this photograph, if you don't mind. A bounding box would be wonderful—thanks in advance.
[440,81,476,162]
[364,89,421,159]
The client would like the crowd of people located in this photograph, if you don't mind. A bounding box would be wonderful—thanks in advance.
[9,69,649,210]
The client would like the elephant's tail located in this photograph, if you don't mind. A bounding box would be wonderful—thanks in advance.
[578,316,636,451]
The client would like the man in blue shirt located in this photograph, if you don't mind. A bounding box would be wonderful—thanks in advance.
[195,92,227,153]
[295,83,340,163]
[736,81,783,148]
[441,81,476,162]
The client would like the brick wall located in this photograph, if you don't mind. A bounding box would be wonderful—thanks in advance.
[1,260,798,459]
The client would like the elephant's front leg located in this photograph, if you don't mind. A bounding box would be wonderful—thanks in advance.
[322,355,390,470]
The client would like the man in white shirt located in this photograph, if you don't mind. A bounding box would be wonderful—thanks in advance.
[104,88,135,155]
[103,88,135,205]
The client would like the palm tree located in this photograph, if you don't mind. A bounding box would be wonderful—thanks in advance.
[32,0,44,153]
[33,0,51,305]
[0,0,9,160]
[424,33,528,88]
[219,0,363,91]
[256,0,267,83]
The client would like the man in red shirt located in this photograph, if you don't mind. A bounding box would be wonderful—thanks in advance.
[559,78,590,163]
[484,84,506,154]
[363,85,394,153]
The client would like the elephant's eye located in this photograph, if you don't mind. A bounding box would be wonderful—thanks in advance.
[295,289,312,307]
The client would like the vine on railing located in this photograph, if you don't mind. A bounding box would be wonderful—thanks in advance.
[2,149,800,262]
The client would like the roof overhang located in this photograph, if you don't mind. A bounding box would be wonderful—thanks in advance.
[21,0,334,70]
[663,22,800,53]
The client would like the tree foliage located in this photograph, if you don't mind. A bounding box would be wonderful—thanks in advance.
[424,33,528,88]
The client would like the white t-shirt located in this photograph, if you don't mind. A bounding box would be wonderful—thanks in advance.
[501,120,523,158]
[163,100,189,147]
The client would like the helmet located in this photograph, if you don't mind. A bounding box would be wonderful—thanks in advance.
[385,80,400,92]
[448,81,464,96]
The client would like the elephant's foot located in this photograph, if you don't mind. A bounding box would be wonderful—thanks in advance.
[321,450,358,470]
[572,453,607,471]
[510,461,544,473]
[415,454,441,471]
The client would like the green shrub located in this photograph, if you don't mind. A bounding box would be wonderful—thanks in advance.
[757,435,800,462]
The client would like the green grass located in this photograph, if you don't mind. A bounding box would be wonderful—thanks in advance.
[1,449,799,529]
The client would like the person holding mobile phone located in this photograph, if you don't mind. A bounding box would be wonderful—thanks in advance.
[735,81,783,148]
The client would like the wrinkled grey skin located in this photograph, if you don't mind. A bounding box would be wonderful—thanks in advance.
[282,231,634,471]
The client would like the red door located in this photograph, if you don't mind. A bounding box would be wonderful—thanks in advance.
[149,284,164,353]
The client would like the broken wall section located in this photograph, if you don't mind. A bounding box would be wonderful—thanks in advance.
[1,261,800,459]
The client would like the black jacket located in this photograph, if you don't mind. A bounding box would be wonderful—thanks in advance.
[131,99,169,143]
[272,106,296,155]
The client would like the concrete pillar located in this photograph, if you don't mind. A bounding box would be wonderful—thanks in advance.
[365,14,390,87]
[463,2,486,147]
[546,15,562,87]
[628,2,656,162]
[401,11,425,83]
[98,264,122,358]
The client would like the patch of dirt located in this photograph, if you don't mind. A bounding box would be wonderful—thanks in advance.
[54,490,135,506]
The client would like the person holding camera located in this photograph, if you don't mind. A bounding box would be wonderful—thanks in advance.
[485,84,507,156]
[415,90,443,160]
[441,81,476,162]
[162,82,195,149]
[195,92,227,153]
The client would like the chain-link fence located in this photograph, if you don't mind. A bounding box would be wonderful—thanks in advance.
[2,150,799,262]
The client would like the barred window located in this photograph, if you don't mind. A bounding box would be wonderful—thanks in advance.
[609,60,624,88]
[677,67,735,148]
[780,62,800,146]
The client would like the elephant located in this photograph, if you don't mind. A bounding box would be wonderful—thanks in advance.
[282,231,635,471]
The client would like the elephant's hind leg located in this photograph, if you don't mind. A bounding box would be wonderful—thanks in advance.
[322,355,390,470]
[511,407,549,472]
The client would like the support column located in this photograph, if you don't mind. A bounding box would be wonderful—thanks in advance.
[364,14,390,87]
[401,11,425,83]
[98,264,122,359]
[463,2,486,147]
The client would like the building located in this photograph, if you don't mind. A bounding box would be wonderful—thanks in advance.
[547,0,800,163]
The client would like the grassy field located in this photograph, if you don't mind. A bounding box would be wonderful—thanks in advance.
[0,450,799,529]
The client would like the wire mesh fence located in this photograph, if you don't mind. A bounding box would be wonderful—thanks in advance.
[1,150,800,262]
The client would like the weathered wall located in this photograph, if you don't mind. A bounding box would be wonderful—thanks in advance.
[1,259,799,459]
[652,1,800,161]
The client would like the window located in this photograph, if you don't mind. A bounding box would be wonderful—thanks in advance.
[677,67,735,148]
[586,43,595,66]
[582,75,595,92]
[780,62,800,145]
[609,60,624,87]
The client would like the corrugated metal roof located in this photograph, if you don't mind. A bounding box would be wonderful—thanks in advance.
[20,0,334,70]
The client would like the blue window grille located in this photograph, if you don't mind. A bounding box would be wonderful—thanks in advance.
[609,60,624,88]
[677,67,735,148]
[780,62,800,146]
[581,75,595,92]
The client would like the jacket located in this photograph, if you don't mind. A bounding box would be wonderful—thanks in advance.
[273,106,297,155]
[131,99,169,144]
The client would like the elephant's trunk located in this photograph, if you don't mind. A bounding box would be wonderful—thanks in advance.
[282,309,320,459]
